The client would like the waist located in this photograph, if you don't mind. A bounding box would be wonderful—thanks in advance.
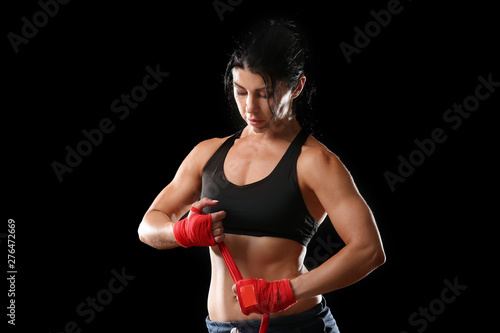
[207,234,320,321]
[208,292,321,322]
[207,296,329,330]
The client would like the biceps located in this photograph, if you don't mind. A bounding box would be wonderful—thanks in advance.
[148,183,198,221]
[147,163,202,222]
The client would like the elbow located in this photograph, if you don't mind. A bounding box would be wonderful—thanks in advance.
[137,220,160,249]
[137,218,172,250]
[137,221,150,245]
[370,245,386,268]
[354,241,385,270]
[350,238,386,269]
[374,248,386,267]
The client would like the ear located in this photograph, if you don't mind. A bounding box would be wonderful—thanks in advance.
[291,75,306,99]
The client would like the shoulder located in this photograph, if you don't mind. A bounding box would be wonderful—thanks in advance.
[184,135,233,174]
[193,136,229,154]
[298,136,353,190]
[299,136,344,171]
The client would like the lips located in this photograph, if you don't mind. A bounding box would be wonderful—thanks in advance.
[247,119,264,126]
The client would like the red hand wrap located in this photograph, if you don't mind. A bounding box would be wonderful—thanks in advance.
[235,278,297,316]
[172,206,216,248]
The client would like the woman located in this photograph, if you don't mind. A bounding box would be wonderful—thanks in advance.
[138,20,385,333]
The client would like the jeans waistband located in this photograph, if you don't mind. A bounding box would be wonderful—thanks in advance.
[206,297,329,331]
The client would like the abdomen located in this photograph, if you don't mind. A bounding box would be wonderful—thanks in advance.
[207,234,321,322]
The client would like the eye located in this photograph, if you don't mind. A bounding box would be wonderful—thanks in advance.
[234,87,247,96]
[259,90,273,98]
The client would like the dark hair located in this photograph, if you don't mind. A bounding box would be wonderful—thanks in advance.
[224,19,316,132]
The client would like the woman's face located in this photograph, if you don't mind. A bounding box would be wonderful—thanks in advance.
[232,67,296,133]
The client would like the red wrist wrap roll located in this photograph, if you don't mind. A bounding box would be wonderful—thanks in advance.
[172,207,217,247]
[235,278,297,315]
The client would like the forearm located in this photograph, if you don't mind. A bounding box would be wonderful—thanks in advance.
[138,210,180,250]
[291,243,385,300]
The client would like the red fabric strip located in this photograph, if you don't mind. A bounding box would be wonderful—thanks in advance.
[217,242,243,282]
[217,242,270,333]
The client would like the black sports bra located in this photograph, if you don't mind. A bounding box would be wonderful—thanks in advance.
[200,128,319,246]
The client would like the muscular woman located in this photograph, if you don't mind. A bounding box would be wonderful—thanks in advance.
[138,19,385,333]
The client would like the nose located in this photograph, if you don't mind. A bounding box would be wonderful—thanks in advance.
[245,94,260,114]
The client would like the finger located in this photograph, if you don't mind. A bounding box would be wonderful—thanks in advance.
[211,210,226,222]
[213,226,224,237]
[232,284,237,294]
[213,228,222,237]
[214,233,226,244]
[192,197,219,210]
[212,220,223,230]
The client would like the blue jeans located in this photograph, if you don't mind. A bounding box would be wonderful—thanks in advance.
[206,297,340,333]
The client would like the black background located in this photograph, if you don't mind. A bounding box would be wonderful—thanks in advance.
[4,0,498,332]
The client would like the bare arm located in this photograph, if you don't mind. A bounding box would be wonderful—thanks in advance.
[290,148,385,299]
[138,139,226,250]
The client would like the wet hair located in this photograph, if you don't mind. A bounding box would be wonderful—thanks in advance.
[224,19,316,131]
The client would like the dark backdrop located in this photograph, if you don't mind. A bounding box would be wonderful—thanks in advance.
[4,0,498,332]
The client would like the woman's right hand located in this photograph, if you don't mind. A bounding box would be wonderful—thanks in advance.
[190,197,226,244]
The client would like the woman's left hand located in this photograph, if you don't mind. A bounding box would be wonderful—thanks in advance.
[232,278,297,315]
